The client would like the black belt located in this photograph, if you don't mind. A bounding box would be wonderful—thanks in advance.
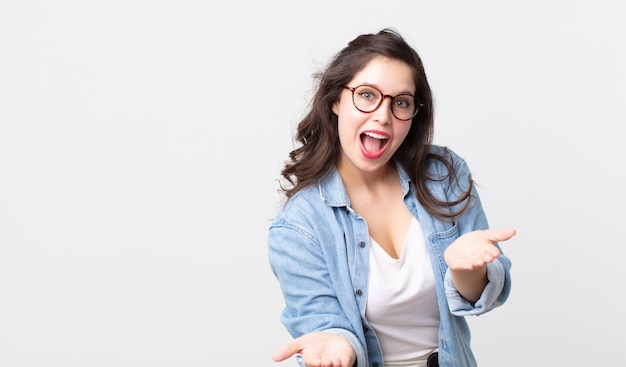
[427,352,439,367]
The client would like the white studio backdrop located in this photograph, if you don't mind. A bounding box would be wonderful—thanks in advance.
[1,1,624,366]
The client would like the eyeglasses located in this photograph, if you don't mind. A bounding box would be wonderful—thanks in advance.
[344,84,421,121]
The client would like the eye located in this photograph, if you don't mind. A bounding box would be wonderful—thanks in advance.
[394,96,413,110]
[358,90,377,101]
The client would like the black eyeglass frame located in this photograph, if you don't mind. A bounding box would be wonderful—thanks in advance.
[344,85,423,121]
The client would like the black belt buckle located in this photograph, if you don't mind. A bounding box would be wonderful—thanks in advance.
[427,352,439,367]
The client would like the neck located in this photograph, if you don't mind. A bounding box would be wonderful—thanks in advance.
[337,158,397,193]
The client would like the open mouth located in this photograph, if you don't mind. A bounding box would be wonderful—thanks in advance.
[360,131,389,159]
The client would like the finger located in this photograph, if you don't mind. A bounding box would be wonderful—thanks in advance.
[340,355,354,367]
[486,228,516,243]
[481,245,501,260]
[323,358,344,367]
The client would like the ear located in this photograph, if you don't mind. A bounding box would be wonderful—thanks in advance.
[332,100,340,116]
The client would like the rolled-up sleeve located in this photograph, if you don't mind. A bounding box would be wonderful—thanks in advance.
[444,256,510,315]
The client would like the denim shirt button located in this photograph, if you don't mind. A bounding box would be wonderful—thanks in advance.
[359,241,366,248]
[355,289,363,296]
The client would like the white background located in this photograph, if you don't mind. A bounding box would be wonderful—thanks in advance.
[1,1,624,366]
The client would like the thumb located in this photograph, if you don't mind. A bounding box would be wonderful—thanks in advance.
[272,340,301,362]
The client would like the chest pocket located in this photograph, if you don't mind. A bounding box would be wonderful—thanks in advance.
[427,221,458,271]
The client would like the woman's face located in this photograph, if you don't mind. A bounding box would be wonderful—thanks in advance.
[333,56,415,176]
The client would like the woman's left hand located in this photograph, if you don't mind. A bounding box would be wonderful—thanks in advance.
[443,228,516,303]
[444,228,516,271]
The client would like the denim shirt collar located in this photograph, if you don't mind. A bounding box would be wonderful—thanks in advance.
[318,161,411,208]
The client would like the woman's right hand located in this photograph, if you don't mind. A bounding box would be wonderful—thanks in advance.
[272,331,356,367]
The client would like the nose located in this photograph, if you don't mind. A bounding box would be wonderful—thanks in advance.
[372,96,394,124]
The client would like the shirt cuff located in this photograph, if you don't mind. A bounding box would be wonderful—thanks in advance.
[444,260,506,315]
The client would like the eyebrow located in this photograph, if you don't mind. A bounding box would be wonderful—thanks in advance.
[358,83,415,96]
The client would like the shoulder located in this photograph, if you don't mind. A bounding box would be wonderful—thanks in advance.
[425,145,469,175]
[269,182,348,250]
[271,184,333,229]
[427,144,464,161]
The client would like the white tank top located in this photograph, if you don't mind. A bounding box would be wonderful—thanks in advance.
[365,217,439,365]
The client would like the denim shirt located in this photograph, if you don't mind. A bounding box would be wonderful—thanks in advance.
[268,146,512,367]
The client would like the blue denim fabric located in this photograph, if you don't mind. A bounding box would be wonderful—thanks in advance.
[268,146,512,367]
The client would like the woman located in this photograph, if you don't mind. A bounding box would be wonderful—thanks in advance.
[268,28,515,367]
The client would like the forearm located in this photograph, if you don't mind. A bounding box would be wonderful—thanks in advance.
[449,266,488,304]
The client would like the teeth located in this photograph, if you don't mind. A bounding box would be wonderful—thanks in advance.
[363,131,387,140]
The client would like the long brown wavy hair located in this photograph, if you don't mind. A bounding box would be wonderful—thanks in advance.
[279,28,473,219]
